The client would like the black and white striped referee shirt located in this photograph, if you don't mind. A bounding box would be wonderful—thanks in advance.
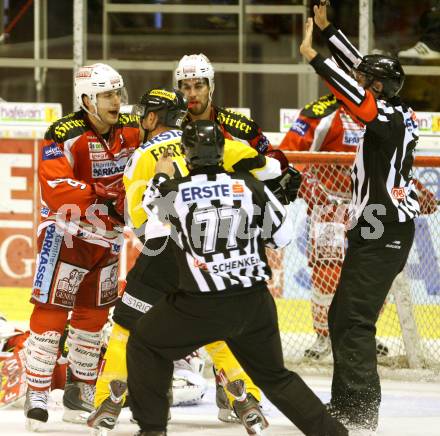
[145,167,292,293]
[309,24,420,223]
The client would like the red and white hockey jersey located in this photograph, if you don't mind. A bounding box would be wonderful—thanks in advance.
[279,94,364,153]
[38,110,141,246]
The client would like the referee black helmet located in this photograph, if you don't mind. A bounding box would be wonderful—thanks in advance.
[356,55,405,99]
[181,120,225,169]
[132,88,188,128]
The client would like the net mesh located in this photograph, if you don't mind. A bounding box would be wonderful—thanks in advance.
[268,152,440,371]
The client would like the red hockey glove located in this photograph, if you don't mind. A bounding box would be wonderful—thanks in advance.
[92,181,126,226]
[93,182,121,201]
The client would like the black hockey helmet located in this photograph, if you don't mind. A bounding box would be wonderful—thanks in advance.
[355,55,405,99]
[181,120,225,168]
[132,88,188,128]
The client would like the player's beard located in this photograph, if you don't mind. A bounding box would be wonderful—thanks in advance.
[189,99,210,117]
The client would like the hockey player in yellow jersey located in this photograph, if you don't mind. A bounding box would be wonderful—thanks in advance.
[87,88,282,432]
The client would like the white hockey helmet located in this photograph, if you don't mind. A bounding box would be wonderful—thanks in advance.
[74,63,126,111]
[174,54,215,98]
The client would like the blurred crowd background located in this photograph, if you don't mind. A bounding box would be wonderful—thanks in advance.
[0,0,439,131]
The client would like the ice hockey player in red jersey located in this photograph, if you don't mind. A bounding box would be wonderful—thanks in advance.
[280,93,435,361]
[24,63,142,431]
[175,53,272,154]
[280,94,363,360]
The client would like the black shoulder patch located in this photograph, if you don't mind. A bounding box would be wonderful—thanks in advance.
[215,107,258,140]
[301,94,339,119]
[45,111,87,142]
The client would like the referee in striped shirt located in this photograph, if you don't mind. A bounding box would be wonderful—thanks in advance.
[300,2,420,432]
[126,120,348,436]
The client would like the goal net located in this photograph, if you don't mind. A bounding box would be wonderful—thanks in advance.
[267,151,440,373]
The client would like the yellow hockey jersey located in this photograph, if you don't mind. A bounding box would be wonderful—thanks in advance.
[123,129,281,229]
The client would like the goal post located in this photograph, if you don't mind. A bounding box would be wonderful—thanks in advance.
[268,151,440,370]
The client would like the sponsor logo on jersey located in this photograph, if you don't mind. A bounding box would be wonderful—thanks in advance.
[256,135,270,154]
[217,111,253,134]
[53,118,86,138]
[303,94,338,118]
[89,151,110,161]
[51,263,88,308]
[232,182,244,194]
[40,206,50,218]
[92,158,128,178]
[98,263,119,306]
[343,130,363,146]
[118,113,139,125]
[391,187,406,199]
[210,254,260,273]
[110,241,122,255]
[140,130,182,151]
[150,142,183,161]
[42,143,64,160]
[290,119,310,136]
[32,224,63,304]
[88,141,105,151]
[181,183,230,202]
[121,291,152,313]
[232,181,245,197]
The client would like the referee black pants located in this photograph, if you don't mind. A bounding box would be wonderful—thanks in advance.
[328,219,415,429]
[127,287,348,436]
[112,237,176,331]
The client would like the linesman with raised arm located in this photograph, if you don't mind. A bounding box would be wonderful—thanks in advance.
[300,2,420,432]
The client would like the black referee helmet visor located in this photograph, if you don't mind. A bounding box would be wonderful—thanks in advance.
[354,55,405,99]
[181,120,225,169]
[132,88,188,128]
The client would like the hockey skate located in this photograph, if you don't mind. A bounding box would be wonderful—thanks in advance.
[304,334,331,360]
[375,339,389,357]
[87,379,127,435]
[223,377,269,435]
[305,335,389,360]
[62,371,95,423]
[215,381,240,423]
[214,368,240,423]
[24,388,49,432]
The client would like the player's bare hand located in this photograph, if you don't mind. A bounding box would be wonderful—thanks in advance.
[313,1,330,30]
[155,151,175,177]
[300,18,318,61]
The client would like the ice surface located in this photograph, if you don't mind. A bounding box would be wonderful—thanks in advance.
[1,376,440,435]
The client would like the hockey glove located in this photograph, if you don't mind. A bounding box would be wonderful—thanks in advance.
[92,181,126,226]
[264,149,302,205]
